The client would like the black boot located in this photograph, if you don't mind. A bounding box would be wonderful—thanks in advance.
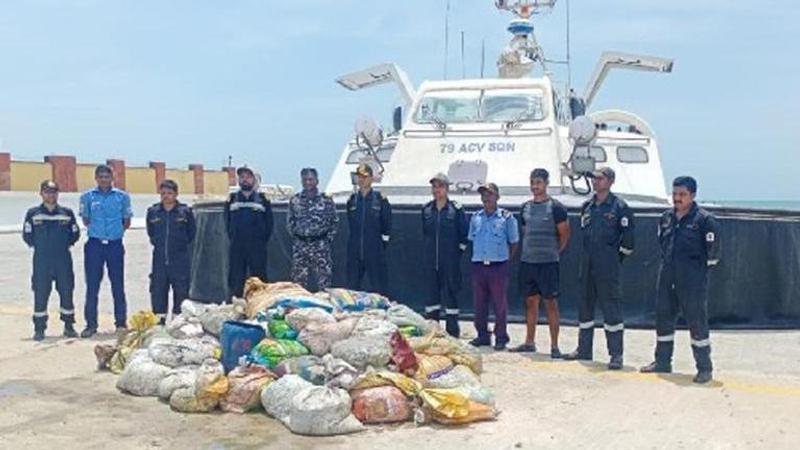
[693,371,713,384]
[445,316,460,338]
[33,329,45,341]
[63,323,78,338]
[639,361,672,373]
[608,355,623,370]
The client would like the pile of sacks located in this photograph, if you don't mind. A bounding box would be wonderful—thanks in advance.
[96,278,498,436]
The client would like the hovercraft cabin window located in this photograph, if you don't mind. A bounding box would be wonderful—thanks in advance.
[616,146,649,164]
[346,148,395,164]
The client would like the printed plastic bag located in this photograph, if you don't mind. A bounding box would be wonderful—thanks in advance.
[220,365,275,413]
[297,317,358,356]
[250,339,309,368]
[287,386,365,436]
[268,319,299,340]
[426,365,480,389]
[244,280,314,319]
[326,288,391,312]
[351,386,411,424]
[415,355,454,383]
[220,321,266,373]
[330,335,392,370]
[260,374,313,422]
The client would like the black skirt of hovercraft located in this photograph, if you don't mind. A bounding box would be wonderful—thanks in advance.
[190,202,800,329]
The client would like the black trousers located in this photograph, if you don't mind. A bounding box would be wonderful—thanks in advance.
[32,253,75,331]
[346,254,388,296]
[576,262,624,358]
[229,241,268,298]
[150,263,190,319]
[655,266,712,372]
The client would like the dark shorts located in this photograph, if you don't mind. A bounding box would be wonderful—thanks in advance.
[519,262,560,299]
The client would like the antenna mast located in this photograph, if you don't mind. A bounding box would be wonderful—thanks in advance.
[444,0,451,79]
[495,0,557,78]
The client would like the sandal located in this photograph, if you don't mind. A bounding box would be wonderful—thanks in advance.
[509,343,537,353]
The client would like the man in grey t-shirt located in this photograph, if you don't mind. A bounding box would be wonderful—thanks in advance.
[510,168,571,358]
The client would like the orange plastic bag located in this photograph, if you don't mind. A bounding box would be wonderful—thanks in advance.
[351,386,412,424]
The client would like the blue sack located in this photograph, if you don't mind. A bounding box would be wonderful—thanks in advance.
[220,321,266,373]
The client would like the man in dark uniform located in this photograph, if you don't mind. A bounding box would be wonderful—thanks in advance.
[146,179,196,324]
[22,180,80,341]
[641,176,720,384]
[563,167,634,370]
[224,166,274,298]
[287,167,338,291]
[346,163,392,295]
[422,172,469,337]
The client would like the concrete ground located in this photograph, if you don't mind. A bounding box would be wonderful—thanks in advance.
[0,230,798,450]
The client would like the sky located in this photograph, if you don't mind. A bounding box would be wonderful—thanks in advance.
[0,0,797,200]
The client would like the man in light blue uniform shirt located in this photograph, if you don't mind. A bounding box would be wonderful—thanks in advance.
[78,164,133,338]
[468,182,519,350]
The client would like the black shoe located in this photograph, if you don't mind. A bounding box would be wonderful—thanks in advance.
[608,356,623,370]
[445,319,460,338]
[469,338,491,347]
[562,350,592,361]
[693,371,713,384]
[33,330,45,341]
[494,342,507,351]
[63,324,78,338]
[639,361,672,374]
[550,348,563,359]
[80,327,97,338]
[509,343,536,353]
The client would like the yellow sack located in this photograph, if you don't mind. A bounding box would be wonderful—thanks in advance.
[411,331,483,375]
[197,377,230,404]
[129,311,160,332]
[419,388,471,419]
[243,279,313,319]
[430,401,497,425]
[415,354,454,383]
[352,370,422,397]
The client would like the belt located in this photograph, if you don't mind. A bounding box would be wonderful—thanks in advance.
[294,234,327,242]
[89,237,122,245]
[473,260,508,267]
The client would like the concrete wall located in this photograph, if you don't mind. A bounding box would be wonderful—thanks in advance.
[76,164,96,192]
[9,162,51,191]
[165,169,195,195]
[0,152,234,195]
[127,167,156,194]
[205,171,230,197]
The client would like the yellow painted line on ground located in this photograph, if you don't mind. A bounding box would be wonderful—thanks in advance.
[517,357,800,398]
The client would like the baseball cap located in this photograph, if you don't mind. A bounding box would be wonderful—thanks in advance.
[477,182,500,197]
[355,163,374,177]
[40,180,59,192]
[236,165,255,176]
[588,167,615,181]
[429,172,450,185]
